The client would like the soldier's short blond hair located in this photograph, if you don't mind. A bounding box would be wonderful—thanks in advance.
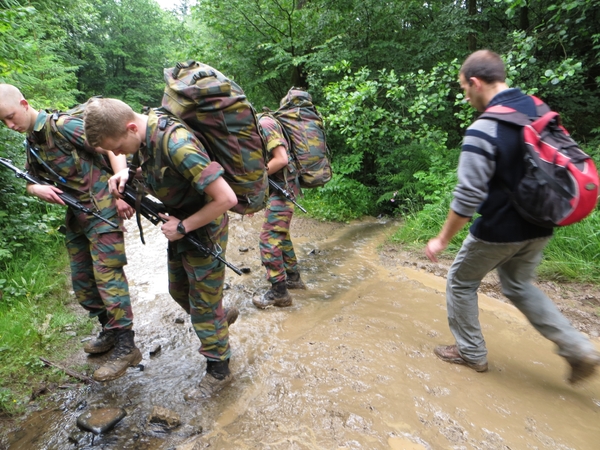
[84,97,135,147]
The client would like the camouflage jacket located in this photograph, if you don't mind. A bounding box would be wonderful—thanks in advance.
[259,114,298,194]
[138,109,227,253]
[26,110,119,232]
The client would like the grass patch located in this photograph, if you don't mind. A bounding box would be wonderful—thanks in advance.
[538,210,600,283]
[390,194,469,256]
[0,235,89,416]
[393,197,600,284]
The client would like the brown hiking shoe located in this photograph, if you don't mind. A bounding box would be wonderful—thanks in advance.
[252,281,292,309]
[184,373,233,401]
[225,307,239,327]
[286,271,307,290]
[83,328,118,354]
[93,330,142,382]
[567,351,600,384]
[434,344,488,372]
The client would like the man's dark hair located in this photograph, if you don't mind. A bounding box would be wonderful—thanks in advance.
[460,50,506,84]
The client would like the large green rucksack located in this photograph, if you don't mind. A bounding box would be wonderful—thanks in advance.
[271,88,332,188]
[161,60,268,215]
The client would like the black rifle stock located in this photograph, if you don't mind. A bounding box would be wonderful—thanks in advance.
[268,179,307,213]
[0,157,118,228]
[120,184,243,276]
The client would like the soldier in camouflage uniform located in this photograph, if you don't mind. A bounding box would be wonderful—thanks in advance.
[0,84,141,382]
[83,97,239,399]
[253,114,306,310]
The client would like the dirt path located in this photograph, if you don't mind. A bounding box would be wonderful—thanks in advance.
[379,245,600,340]
[4,214,600,450]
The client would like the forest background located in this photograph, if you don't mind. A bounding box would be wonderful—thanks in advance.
[0,0,599,414]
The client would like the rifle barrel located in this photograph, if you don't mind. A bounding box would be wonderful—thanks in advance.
[268,179,307,213]
[0,157,118,228]
[121,185,243,276]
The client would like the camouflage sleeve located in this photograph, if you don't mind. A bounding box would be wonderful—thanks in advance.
[167,127,224,193]
[54,115,93,151]
[260,116,288,155]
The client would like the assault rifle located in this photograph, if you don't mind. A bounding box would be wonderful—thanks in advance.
[268,179,307,213]
[0,157,118,228]
[120,184,243,276]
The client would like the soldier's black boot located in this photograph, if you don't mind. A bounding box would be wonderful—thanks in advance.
[83,311,118,354]
[252,281,292,309]
[184,359,233,401]
[285,271,307,290]
[93,329,142,382]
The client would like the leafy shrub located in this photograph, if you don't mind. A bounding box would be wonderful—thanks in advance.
[301,174,375,222]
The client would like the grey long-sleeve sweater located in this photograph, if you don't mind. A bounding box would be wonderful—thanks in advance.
[450,88,553,243]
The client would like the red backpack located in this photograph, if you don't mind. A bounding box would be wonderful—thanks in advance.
[480,96,599,228]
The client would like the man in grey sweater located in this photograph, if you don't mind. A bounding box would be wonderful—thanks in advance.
[425,49,599,384]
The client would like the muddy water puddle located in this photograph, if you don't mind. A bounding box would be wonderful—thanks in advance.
[7,214,600,449]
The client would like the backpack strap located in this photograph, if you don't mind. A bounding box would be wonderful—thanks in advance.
[258,111,299,194]
[480,95,573,202]
[124,151,149,244]
[27,113,97,197]
[479,105,530,127]
[479,95,552,127]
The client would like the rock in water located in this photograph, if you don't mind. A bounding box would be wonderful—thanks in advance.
[76,407,126,434]
[148,406,181,429]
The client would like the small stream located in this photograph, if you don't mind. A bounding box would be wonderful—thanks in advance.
[6,214,600,449]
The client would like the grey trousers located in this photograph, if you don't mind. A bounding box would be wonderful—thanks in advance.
[446,233,595,364]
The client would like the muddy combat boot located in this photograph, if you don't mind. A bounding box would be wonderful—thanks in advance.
[93,329,142,382]
[285,271,307,290]
[184,359,233,401]
[225,307,239,327]
[252,281,292,309]
[83,312,118,354]
[567,351,600,384]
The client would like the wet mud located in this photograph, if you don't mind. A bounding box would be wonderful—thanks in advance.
[5,214,600,449]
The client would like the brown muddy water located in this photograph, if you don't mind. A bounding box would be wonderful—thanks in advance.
[6,214,600,449]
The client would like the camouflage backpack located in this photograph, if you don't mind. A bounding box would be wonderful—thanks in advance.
[271,88,332,188]
[161,60,268,215]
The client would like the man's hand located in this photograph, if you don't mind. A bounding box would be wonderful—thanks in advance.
[425,236,448,263]
[159,213,184,242]
[108,168,129,198]
[424,210,470,262]
[27,184,65,205]
[116,199,134,220]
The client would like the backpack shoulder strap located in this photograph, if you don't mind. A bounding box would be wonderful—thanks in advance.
[149,110,189,177]
[479,94,555,127]
[479,105,530,127]
[530,95,552,116]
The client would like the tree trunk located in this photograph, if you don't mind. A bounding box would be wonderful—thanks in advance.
[468,0,477,51]
[519,6,529,31]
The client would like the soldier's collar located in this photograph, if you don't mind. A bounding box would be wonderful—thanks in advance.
[33,110,48,133]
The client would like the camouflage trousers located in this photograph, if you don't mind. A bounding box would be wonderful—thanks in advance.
[66,225,133,331]
[259,192,298,285]
[168,225,231,362]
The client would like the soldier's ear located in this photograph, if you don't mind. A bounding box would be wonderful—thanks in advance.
[125,122,138,133]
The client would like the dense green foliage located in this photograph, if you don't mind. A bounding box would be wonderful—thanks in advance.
[1,0,600,414]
